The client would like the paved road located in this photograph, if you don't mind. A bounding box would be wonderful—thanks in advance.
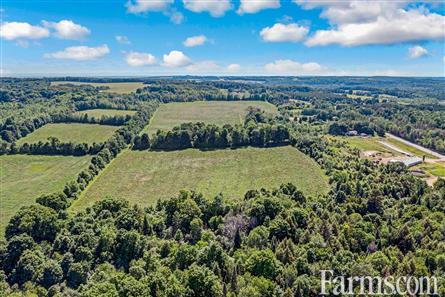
[386,133,445,160]
[378,140,412,156]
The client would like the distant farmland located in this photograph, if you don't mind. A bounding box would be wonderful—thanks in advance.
[144,100,278,135]
[51,81,145,94]
[74,109,137,118]
[17,123,120,145]
[0,154,91,235]
[72,146,329,211]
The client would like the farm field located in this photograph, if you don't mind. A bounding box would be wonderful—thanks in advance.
[51,81,145,93]
[71,146,329,211]
[144,101,278,135]
[74,109,137,118]
[0,154,91,235]
[16,123,120,145]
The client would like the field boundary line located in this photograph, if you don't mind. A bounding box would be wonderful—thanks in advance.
[69,149,127,212]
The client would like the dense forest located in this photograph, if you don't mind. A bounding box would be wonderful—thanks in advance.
[0,77,444,296]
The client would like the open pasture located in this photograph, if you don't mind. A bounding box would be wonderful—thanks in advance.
[144,100,278,135]
[16,123,119,145]
[72,146,329,211]
[51,81,145,94]
[74,109,137,118]
[0,154,91,235]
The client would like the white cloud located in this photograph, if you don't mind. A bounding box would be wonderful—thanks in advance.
[295,0,407,25]
[186,60,221,72]
[126,0,173,13]
[170,10,184,24]
[43,20,90,40]
[183,0,232,17]
[264,59,328,75]
[125,51,157,66]
[260,23,309,43]
[116,35,131,44]
[238,0,280,14]
[163,50,192,67]
[227,63,241,73]
[294,1,445,47]
[183,35,207,47]
[0,22,49,40]
[305,9,445,47]
[408,45,428,59]
[45,45,110,61]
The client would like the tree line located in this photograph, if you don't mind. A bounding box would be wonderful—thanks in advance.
[134,122,290,151]
[52,113,133,126]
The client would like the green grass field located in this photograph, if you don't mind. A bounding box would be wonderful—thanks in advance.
[71,146,329,211]
[144,101,278,135]
[413,162,445,177]
[0,154,91,235]
[51,81,145,94]
[17,123,120,145]
[74,109,137,118]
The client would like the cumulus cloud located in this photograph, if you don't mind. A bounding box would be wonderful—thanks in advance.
[0,22,49,40]
[183,0,232,17]
[408,45,429,59]
[163,50,192,67]
[305,10,445,47]
[260,23,309,43]
[295,0,406,25]
[116,35,131,44]
[126,0,173,13]
[183,35,207,47]
[45,45,110,61]
[126,0,183,24]
[294,1,445,47]
[227,63,241,73]
[43,20,90,40]
[238,0,280,14]
[265,59,328,75]
[125,51,157,66]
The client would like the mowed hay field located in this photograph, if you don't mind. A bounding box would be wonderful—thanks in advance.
[144,101,278,135]
[51,81,145,94]
[0,154,91,235]
[74,109,137,118]
[16,123,120,145]
[71,146,329,211]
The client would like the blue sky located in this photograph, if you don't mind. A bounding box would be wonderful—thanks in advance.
[1,0,444,76]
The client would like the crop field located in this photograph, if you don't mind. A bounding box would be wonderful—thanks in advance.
[16,123,120,145]
[71,146,329,211]
[144,101,278,135]
[74,109,137,118]
[51,81,145,93]
[0,154,91,235]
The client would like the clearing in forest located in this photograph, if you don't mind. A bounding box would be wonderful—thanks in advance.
[16,123,120,145]
[0,154,91,235]
[74,109,137,118]
[143,101,278,135]
[51,81,145,94]
[71,146,329,211]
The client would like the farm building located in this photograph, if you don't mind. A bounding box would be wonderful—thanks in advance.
[389,157,423,168]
